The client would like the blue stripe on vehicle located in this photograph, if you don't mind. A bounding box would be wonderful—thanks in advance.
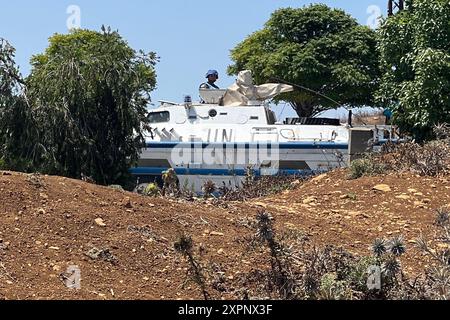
[130,167,321,177]
[145,142,348,150]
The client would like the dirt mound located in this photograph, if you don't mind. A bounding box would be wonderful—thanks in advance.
[0,170,445,300]
[244,170,444,275]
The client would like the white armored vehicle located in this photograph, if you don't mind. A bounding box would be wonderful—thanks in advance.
[131,71,394,192]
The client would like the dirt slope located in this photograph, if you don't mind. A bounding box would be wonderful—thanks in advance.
[0,170,445,300]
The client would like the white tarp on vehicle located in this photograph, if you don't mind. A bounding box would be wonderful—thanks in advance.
[221,70,294,107]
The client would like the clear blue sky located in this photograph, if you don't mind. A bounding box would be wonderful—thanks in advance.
[1,0,387,117]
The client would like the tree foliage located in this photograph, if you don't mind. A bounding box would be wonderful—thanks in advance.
[0,39,37,171]
[229,4,380,117]
[377,0,450,140]
[1,27,158,185]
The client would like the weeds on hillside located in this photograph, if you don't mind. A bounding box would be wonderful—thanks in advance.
[139,167,302,202]
[136,170,196,200]
[162,168,178,196]
[174,235,210,300]
[219,168,302,201]
[202,180,216,199]
[348,155,387,179]
[415,208,450,299]
[142,183,160,197]
[26,172,45,188]
[349,124,450,179]
[381,140,450,176]
[238,211,415,300]
[171,209,450,300]
[250,211,297,299]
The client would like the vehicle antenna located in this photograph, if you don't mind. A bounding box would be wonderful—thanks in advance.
[269,77,345,109]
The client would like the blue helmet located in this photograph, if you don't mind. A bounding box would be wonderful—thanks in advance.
[206,70,219,78]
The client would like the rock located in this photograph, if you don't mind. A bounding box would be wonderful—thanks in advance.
[395,194,411,200]
[353,211,370,219]
[85,247,117,264]
[0,240,8,251]
[373,184,391,192]
[407,188,418,193]
[253,202,268,208]
[109,185,125,192]
[217,248,224,254]
[122,197,133,209]
[414,201,425,208]
[311,174,327,183]
[290,180,301,187]
[414,192,424,197]
[95,218,106,227]
[210,231,224,237]
[37,208,46,215]
[39,193,48,200]
[49,246,60,250]
[423,198,432,204]
[303,196,317,204]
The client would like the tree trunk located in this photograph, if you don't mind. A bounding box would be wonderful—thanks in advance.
[290,101,315,118]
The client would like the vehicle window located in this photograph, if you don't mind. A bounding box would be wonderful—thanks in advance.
[148,111,170,123]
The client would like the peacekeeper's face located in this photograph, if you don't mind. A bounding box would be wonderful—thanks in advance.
[208,74,218,83]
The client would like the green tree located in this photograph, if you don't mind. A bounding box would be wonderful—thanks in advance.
[229,4,380,117]
[23,27,157,184]
[0,39,38,171]
[377,0,450,140]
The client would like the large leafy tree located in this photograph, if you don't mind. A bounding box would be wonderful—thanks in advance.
[0,39,38,171]
[228,4,380,117]
[26,27,158,184]
[377,0,450,140]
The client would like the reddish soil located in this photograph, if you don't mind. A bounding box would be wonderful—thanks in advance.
[0,169,445,300]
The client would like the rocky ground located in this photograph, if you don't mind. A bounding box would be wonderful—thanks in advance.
[0,169,446,300]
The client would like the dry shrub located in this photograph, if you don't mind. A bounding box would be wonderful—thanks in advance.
[219,169,302,201]
[174,235,210,300]
[348,124,450,178]
[240,211,412,300]
[415,208,450,300]
[380,140,450,176]
[348,155,387,179]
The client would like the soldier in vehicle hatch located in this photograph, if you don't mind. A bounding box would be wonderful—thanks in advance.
[200,69,220,89]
